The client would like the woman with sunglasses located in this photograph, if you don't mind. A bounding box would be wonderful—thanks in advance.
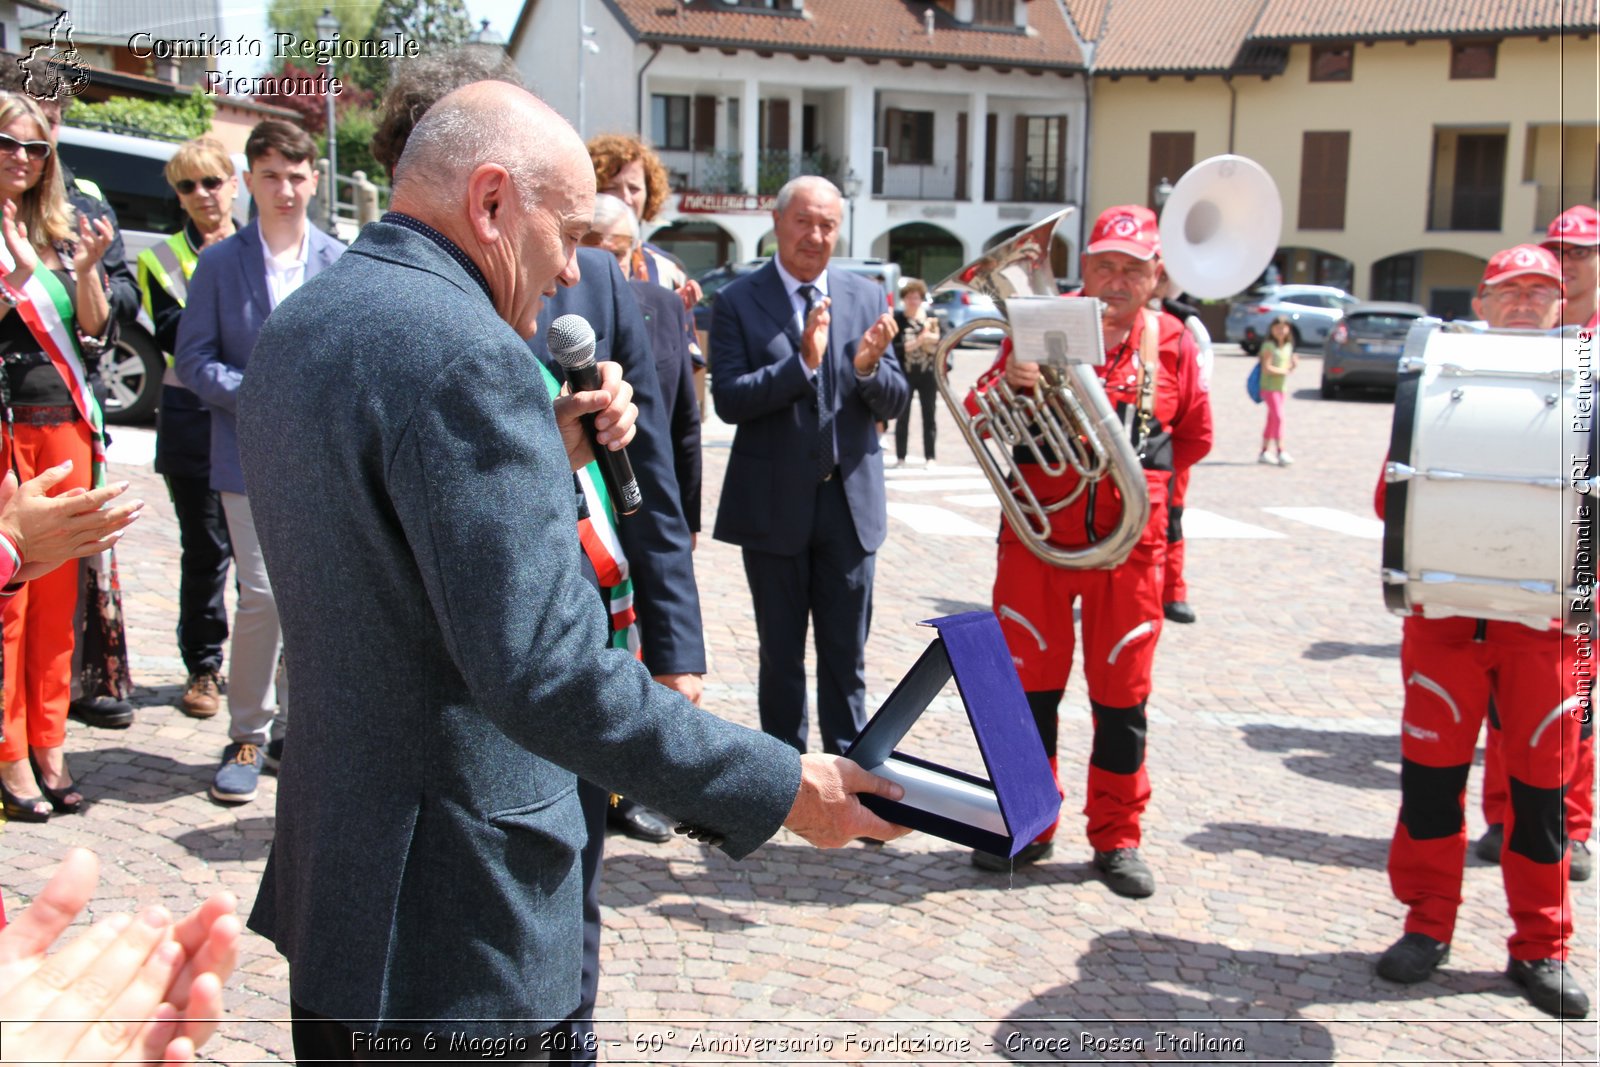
[0,93,116,821]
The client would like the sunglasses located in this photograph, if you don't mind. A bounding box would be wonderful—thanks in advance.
[0,133,51,161]
[174,175,228,195]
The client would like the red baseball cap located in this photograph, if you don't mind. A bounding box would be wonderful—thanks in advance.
[1542,204,1600,249]
[1086,205,1160,260]
[1480,244,1562,288]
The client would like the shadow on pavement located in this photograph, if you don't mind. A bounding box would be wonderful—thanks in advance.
[606,841,1100,916]
[921,596,989,617]
[72,746,215,806]
[173,815,276,864]
[1302,640,1400,661]
[1239,724,1400,791]
[1184,821,1388,871]
[993,930,1519,1063]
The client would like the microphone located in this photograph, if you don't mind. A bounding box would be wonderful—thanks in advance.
[547,314,643,516]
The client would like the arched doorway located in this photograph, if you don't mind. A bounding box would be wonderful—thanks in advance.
[1372,249,1488,319]
[647,221,736,275]
[1272,246,1356,294]
[985,225,1074,282]
[885,223,963,286]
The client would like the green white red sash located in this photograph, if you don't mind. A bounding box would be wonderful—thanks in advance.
[0,246,106,487]
[536,360,640,656]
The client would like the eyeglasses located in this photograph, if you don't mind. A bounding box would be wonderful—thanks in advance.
[174,175,227,195]
[1556,245,1598,264]
[0,133,51,162]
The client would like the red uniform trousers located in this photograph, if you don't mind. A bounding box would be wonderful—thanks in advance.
[1,418,93,763]
[1483,704,1594,844]
[994,495,1168,852]
[1388,616,1582,960]
[1162,467,1190,604]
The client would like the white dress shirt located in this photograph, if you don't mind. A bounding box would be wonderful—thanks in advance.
[261,228,310,311]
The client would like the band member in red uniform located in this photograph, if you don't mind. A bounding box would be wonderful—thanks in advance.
[1377,244,1588,1019]
[968,206,1212,896]
[1476,206,1598,883]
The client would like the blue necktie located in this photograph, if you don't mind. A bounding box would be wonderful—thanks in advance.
[800,284,833,482]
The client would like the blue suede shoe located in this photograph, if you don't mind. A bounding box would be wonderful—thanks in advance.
[211,742,263,804]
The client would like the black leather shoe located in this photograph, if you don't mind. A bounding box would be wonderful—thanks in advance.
[1163,601,1197,624]
[1093,847,1156,897]
[1507,957,1590,1018]
[1376,932,1450,984]
[1475,823,1503,864]
[608,801,673,843]
[1570,840,1592,882]
[67,696,134,730]
[971,840,1053,872]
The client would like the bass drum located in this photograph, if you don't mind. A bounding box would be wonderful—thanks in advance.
[1381,320,1596,634]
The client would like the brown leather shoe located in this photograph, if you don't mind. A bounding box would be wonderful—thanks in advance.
[180,670,222,719]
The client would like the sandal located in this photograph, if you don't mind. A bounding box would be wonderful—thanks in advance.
[29,751,83,815]
[0,776,51,822]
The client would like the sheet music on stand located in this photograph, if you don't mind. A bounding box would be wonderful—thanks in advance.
[1005,295,1105,368]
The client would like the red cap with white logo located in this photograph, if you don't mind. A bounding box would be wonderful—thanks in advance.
[1480,244,1562,288]
[1086,205,1161,260]
[1542,205,1600,249]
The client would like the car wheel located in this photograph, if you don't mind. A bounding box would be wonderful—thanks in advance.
[100,327,164,425]
[1241,340,1260,355]
[1320,374,1340,400]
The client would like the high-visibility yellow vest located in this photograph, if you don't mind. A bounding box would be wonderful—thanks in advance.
[136,229,199,318]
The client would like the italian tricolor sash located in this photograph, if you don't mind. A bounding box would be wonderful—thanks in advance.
[536,359,640,657]
[0,249,106,487]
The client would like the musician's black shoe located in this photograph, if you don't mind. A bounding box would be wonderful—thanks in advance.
[608,799,673,843]
[1475,823,1504,864]
[67,696,135,730]
[1376,933,1449,984]
[1094,848,1156,898]
[1507,957,1590,1018]
[1570,840,1593,882]
[971,840,1053,872]
[1163,601,1197,624]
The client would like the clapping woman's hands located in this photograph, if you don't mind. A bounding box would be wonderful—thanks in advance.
[2,200,39,289]
[72,215,115,276]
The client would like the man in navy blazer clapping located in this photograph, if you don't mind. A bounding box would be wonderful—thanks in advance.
[711,177,908,756]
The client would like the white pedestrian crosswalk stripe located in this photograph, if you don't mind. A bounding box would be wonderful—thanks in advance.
[1182,508,1286,540]
[886,501,995,537]
[881,477,995,493]
[1263,506,1385,540]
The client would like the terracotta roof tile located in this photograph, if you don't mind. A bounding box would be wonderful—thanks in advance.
[1060,0,1112,41]
[609,0,1084,68]
[1092,0,1270,73]
[1252,0,1591,41]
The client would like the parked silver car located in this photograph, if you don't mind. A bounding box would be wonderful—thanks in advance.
[1319,301,1428,398]
[928,289,1004,347]
[1225,284,1359,353]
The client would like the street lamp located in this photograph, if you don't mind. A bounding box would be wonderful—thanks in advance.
[843,168,862,255]
[1154,175,1174,210]
[576,0,600,137]
[316,7,339,230]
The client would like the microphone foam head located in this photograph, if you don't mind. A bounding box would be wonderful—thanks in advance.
[547,314,597,368]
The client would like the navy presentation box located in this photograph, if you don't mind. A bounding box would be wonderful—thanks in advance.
[845,612,1059,857]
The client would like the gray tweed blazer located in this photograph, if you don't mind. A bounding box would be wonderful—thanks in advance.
[237,221,800,1032]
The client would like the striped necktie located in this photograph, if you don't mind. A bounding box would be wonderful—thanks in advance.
[800,283,833,481]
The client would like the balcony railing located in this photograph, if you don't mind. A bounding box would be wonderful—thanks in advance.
[1535,183,1596,231]
[662,149,839,195]
[874,160,959,201]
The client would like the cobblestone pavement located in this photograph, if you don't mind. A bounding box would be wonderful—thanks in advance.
[2,346,1596,1064]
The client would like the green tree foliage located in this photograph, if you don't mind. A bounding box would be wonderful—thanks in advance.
[266,0,381,50]
[269,0,474,94]
[324,105,383,184]
[64,90,216,141]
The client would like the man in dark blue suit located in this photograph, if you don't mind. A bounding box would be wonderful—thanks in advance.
[711,176,908,756]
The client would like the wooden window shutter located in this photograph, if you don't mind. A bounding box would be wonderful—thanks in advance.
[766,99,790,151]
[1147,132,1194,208]
[1013,114,1028,197]
[692,95,717,152]
[1299,131,1350,230]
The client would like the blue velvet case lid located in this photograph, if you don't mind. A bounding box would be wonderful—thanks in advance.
[845,611,1059,857]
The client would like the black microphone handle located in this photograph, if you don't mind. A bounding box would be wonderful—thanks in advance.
[564,359,643,516]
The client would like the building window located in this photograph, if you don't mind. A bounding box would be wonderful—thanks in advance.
[1299,130,1350,230]
[972,0,1015,26]
[885,108,935,165]
[1019,115,1066,201]
[1450,40,1497,79]
[652,95,691,151]
[1309,42,1353,82]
